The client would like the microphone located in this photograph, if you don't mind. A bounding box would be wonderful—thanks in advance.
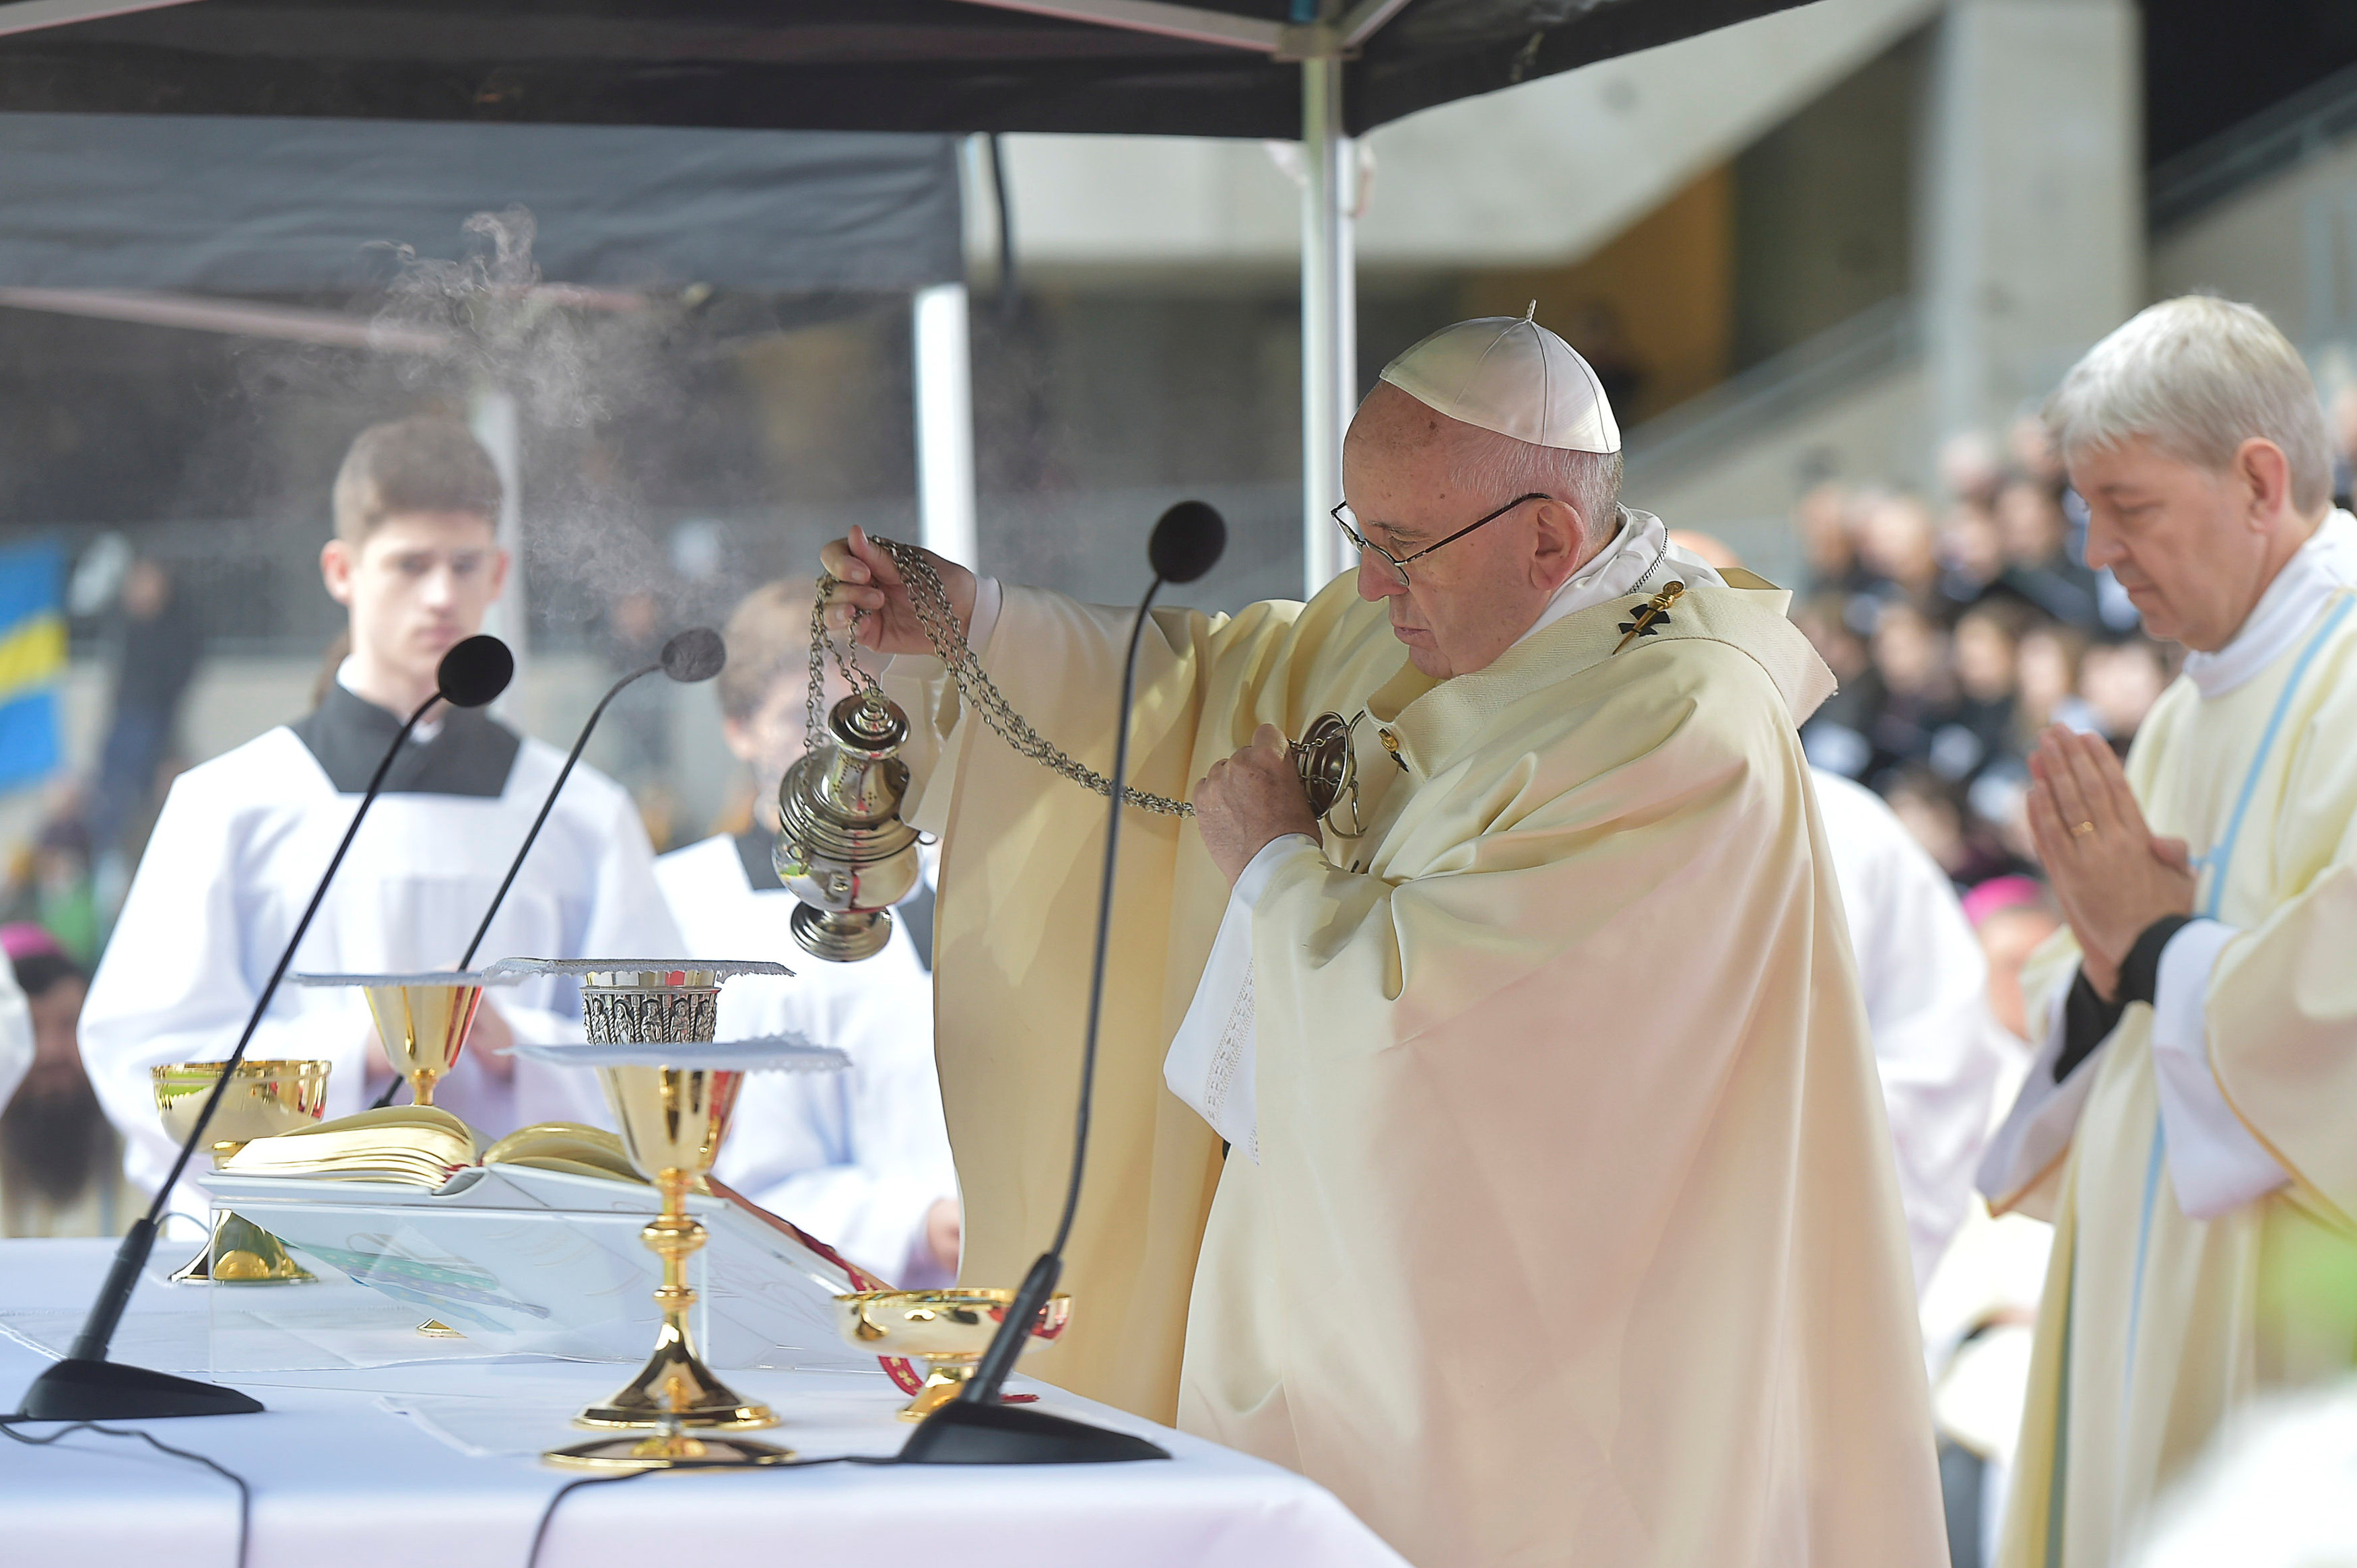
[900,500,1226,1466]
[366,626,727,1111]
[15,635,513,1421]
[452,627,727,969]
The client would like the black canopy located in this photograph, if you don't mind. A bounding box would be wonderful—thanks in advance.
[0,0,1812,139]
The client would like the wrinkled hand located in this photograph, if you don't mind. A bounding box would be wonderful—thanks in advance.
[817,526,976,656]
[1195,724,1318,886]
[2026,724,2195,999]
[924,1196,962,1275]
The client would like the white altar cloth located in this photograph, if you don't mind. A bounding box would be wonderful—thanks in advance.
[0,1239,1405,1568]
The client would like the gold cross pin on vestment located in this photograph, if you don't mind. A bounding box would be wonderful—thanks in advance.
[1613,580,1687,654]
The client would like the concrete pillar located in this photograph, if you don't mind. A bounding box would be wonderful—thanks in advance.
[1919,0,2142,448]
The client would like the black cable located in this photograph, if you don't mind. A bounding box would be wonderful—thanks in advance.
[0,1417,251,1568]
[525,1455,893,1568]
[988,131,1018,324]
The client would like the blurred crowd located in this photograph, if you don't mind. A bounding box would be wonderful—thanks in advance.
[1793,417,2168,895]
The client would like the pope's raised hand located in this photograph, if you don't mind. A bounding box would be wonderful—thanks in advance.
[1196,723,1320,887]
[817,526,977,657]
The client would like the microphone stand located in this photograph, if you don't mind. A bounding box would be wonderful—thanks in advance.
[898,574,1174,1466]
[369,656,667,1109]
[16,687,457,1421]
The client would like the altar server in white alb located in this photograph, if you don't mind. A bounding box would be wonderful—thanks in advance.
[1975,298,2357,1568]
[824,312,1944,1568]
[656,580,960,1287]
[81,416,683,1205]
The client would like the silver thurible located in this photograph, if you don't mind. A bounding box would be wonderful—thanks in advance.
[773,692,927,962]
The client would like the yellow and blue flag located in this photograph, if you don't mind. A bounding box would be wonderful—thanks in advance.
[0,539,64,792]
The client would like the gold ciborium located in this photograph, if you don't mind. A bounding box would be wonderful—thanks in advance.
[835,1288,1073,1421]
[152,1060,331,1284]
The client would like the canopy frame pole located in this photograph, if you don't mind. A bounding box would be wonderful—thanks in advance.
[914,279,981,571]
[1299,48,1354,595]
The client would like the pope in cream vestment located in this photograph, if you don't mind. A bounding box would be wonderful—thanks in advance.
[874,556,1941,1567]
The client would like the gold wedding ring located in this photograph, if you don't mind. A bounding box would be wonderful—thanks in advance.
[2071,820,2096,838]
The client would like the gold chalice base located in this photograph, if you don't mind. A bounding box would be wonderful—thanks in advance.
[835,1288,1073,1421]
[168,1212,317,1285]
[571,1322,776,1431]
[152,1060,332,1286]
[545,1428,795,1472]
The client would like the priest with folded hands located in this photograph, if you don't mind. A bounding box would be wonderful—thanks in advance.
[821,312,1943,1567]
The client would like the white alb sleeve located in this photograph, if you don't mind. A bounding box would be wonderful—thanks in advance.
[2149,918,2290,1219]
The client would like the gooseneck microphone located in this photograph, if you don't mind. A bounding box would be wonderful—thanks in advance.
[901,500,1225,1466]
[357,630,728,1111]
[15,635,514,1421]
[455,626,726,972]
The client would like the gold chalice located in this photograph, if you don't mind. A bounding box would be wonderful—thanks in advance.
[152,1059,331,1284]
[291,969,531,1108]
[835,1288,1073,1421]
[546,1060,791,1470]
[493,959,797,1472]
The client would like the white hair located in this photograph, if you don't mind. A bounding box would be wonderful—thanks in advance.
[1447,427,1624,550]
[2046,296,2331,514]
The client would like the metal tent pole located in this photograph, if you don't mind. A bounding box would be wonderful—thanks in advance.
[1298,50,1356,596]
[914,280,981,570]
[468,383,527,721]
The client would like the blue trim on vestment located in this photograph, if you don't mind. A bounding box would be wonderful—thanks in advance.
[2200,596,2352,918]
[2119,1120,2168,1425]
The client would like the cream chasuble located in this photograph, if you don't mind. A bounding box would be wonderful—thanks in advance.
[1980,531,2357,1568]
[882,570,1943,1568]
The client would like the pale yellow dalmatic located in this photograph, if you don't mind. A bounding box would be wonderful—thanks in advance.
[1991,588,2357,1568]
[884,572,1944,1568]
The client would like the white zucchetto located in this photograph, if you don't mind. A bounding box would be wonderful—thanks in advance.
[1377,305,1622,454]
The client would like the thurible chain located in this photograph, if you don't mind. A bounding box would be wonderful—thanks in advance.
[811,539,1195,817]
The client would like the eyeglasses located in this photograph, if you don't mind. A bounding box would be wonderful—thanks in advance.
[1331,492,1552,588]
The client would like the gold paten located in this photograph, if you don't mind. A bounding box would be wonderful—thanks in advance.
[152,1060,331,1284]
[546,1049,792,1470]
[833,1288,1073,1421]
[360,982,485,1109]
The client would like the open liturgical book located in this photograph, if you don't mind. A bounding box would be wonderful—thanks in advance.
[215,1110,651,1190]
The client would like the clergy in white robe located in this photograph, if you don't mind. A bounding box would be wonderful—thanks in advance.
[1974,298,2357,1567]
[1813,768,2005,1297]
[822,315,1944,1568]
[79,415,682,1209]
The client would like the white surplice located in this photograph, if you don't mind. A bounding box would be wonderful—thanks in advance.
[80,683,682,1210]
[655,833,958,1285]
[1813,768,2004,1297]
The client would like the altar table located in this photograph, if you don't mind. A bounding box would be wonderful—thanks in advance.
[0,1239,1405,1568]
